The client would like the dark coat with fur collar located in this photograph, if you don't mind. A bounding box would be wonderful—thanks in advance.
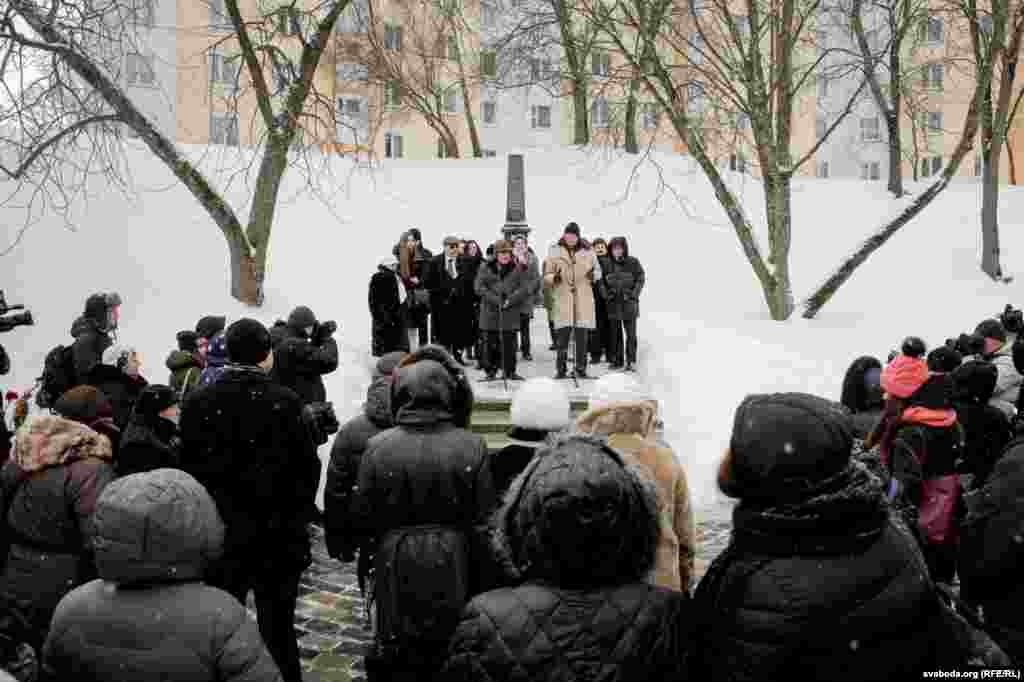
[440,433,694,682]
[694,462,948,681]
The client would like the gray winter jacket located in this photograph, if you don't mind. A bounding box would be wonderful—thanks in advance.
[988,344,1020,418]
[42,468,283,682]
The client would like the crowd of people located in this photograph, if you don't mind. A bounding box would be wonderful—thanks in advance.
[0,284,1024,679]
[369,222,647,381]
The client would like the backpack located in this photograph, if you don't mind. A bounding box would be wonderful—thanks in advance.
[35,345,77,409]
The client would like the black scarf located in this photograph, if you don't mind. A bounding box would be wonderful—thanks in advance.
[731,461,889,556]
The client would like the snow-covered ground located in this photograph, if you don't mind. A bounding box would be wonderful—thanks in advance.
[3,142,1024,514]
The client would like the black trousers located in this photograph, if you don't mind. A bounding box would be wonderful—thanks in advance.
[214,567,304,682]
[610,318,638,365]
[555,326,588,374]
[519,314,532,356]
[485,330,518,376]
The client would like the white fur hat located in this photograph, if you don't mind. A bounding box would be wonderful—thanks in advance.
[510,378,571,431]
[589,372,644,409]
[101,343,136,369]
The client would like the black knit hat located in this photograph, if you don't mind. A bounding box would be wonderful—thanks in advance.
[952,360,999,404]
[728,393,853,502]
[976,318,1007,343]
[195,315,227,340]
[176,330,199,353]
[564,222,581,236]
[54,385,114,424]
[225,318,272,365]
[927,346,963,373]
[287,306,316,330]
[134,384,178,418]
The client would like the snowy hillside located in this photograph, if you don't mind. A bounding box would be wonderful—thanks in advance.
[3,142,1024,512]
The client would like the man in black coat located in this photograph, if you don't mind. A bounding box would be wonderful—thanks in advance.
[116,384,182,477]
[179,318,320,682]
[369,260,410,357]
[425,236,469,364]
[269,305,339,405]
[70,292,122,381]
[600,237,645,372]
[350,347,496,680]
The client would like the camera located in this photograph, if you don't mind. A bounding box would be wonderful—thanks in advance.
[302,401,339,446]
[945,333,986,358]
[1001,304,1024,335]
[0,290,33,334]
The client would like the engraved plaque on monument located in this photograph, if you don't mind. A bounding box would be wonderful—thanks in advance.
[502,154,531,241]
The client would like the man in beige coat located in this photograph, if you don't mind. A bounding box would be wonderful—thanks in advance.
[575,374,697,592]
[543,222,602,380]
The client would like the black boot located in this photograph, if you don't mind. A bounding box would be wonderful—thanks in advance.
[555,351,568,379]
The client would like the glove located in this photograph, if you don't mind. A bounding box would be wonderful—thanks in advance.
[312,320,338,345]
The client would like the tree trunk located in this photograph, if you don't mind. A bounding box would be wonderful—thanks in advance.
[1009,141,1018,184]
[624,78,639,154]
[981,142,1004,280]
[454,38,482,157]
[245,134,294,304]
[886,111,903,196]
[763,173,795,320]
[571,74,590,145]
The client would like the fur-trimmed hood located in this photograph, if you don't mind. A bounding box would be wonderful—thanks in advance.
[14,414,113,473]
[575,400,657,438]
[491,432,660,588]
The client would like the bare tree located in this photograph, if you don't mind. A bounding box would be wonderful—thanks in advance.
[1,0,351,304]
[959,0,1024,281]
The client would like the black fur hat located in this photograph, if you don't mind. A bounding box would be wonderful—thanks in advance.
[176,330,199,353]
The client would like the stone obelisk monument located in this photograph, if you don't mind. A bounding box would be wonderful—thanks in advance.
[502,154,531,242]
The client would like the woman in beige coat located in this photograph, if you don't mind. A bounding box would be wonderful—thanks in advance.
[542,222,602,379]
[574,374,697,592]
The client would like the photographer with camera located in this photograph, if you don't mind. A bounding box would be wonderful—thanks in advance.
[178,318,320,682]
[269,305,339,406]
[0,290,34,463]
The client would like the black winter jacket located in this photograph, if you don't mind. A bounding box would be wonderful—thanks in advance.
[179,366,320,573]
[475,261,533,332]
[350,360,497,659]
[85,365,147,431]
[269,323,338,405]
[116,414,182,477]
[954,401,1012,487]
[960,443,1024,663]
[369,267,409,357]
[69,316,113,384]
[324,376,394,562]
[694,463,944,682]
[599,239,645,321]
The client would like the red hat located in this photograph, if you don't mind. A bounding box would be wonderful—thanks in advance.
[881,355,929,399]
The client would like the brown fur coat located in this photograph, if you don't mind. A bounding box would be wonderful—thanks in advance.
[575,400,696,591]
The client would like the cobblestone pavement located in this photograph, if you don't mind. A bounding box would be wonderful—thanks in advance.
[287,513,733,681]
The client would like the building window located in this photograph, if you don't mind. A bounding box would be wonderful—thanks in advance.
[922,62,944,90]
[384,24,403,50]
[481,1,497,28]
[975,154,984,177]
[920,155,943,177]
[338,96,362,117]
[530,57,553,82]
[482,149,497,157]
[590,97,610,127]
[979,14,993,35]
[860,161,880,180]
[921,13,944,44]
[481,50,497,78]
[922,110,943,134]
[860,116,880,141]
[384,80,402,107]
[209,51,238,90]
[687,0,706,16]
[208,0,231,29]
[338,0,368,32]
[815,29,827,57]
[446,35,459,60]
[686,81,705,114]
[687,32,704,64]
[641,102,660,129]
[729,153,747,173]
[482,100,496,124]
[816,160,829,178]
[336,96,368,143]
[736,111,750,130]
[384,132,403,158]
[129,0,155,27]
[278,7,302,35]
[337,61,369,82]
[816,116,827,139]
[443,89,459,113]
[591,50,610,77]
[817,76,829,99]
[734,14,750,40]
[438,137,451,158]
[531,104,551,129]
[126,53,156,86]
[209,112,239,146]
